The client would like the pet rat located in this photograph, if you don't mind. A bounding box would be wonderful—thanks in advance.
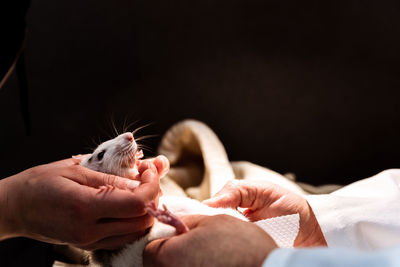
[79,132,248,267]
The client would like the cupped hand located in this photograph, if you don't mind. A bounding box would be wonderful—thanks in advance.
[0,155,168,250]
[203,180,327,247]
[144,214,277,267]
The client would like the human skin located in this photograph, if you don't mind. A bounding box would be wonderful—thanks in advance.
[0,156,166,250]
[144,214,278,267]
[203,180,327,247]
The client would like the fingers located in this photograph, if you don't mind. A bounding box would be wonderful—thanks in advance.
[62,155,164,220]
[62,156,161,219]
[153,155,170,178]
[202,180,242,208]
[95,214,154,239]
[138,160,158,177]
[89,168,160,218]
[46,157,84,169]
[64,165,140,190]
[90,183,158,218]
[71,154,89,164]
[143,237,171,267]
[64,155,167,192]
[139,155,170,178]
[133,165,161,204]
[203,180,274,211]
[48,155,91,168]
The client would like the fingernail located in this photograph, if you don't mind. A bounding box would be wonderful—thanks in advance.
[243,209,254,216]
[143,161,150,168]
[202,197,218,204]
[203,195,228,205]
[127,180,140,190]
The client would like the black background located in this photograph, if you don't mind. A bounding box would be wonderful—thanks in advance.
[1,0,400,187]
[1,1,400,265]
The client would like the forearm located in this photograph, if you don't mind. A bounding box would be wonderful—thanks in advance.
[0,177,19,241]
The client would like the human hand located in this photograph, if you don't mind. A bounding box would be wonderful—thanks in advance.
[144,214,277,267]
[0,156,168,250]
[203,180,327,247]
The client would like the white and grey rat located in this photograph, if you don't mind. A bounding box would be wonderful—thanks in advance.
[79,132,248,267]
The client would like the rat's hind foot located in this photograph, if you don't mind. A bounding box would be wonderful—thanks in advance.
[146,201,189,234]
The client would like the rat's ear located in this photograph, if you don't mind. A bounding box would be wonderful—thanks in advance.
[72,154,91,164]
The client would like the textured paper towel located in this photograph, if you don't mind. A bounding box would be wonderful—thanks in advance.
[254,214,300,248]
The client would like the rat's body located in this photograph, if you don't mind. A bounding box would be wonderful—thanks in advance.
[80,132,247,267]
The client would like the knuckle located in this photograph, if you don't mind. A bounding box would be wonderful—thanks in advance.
[226,180,239,188]
[219,180,239,194]
[69,164,83,174]
[70,164,91,184]
[226,180,235,187]
[25,165,44,177]
[104,173,117,186]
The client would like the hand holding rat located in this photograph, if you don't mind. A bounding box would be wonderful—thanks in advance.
[144,214,278,267]
[203,180,327,247]
[0,156,167,250]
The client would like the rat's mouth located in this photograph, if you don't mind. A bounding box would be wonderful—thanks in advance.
[119,140,144,169]
[119,143,137,168]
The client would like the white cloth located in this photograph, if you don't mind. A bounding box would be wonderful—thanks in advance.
[263,245,400,267]
[262,169,400,267]
[306,169,400,250]
[254,214,300,248]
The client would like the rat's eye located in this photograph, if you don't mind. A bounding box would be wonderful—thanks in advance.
[97,150,106,160]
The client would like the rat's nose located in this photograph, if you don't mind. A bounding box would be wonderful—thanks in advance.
[123,132,134,142]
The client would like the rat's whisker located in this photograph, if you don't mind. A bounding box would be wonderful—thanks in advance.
[97,136,103,146]
[111,119,119,136]
[137,143,152,150]
[84,146,95,152]
[132,123,154,137]
[124,119,140,133]
[100,125,114,139]
[141,148,155,154]
[135,134,158,142]
[122,117,132,134]
[138,145,154,154]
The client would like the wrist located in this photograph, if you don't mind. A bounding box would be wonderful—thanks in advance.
[0,177,21,240]
[295,200,327,247]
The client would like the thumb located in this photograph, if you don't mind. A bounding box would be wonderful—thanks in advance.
[203,182,241,208]
[67,165,140,190]
[202,194,237,208]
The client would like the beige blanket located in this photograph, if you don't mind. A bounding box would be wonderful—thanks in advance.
[158,119,339,199]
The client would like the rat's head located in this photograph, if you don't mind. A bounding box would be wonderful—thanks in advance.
[81,132,141,177]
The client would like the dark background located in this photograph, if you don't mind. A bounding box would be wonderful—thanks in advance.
[1,0,400,186]
[1,1,400,265]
